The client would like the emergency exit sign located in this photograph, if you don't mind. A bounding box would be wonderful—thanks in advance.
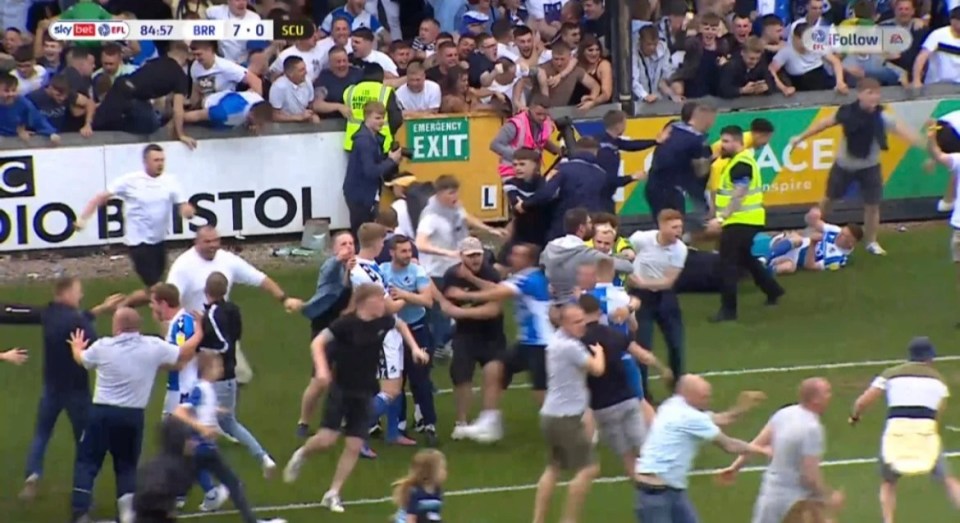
[407,118,470,163]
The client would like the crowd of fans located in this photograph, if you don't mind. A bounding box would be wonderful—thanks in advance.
[0,0,958,143]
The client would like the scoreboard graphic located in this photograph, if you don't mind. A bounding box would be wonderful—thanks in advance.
[48,19,313,41]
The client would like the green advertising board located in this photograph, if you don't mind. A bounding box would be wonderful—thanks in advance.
[584,99,960,217]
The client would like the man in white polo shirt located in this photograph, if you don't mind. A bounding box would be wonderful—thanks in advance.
[67,307,202,523]
[166,226,304,386]
[76,143,195,308]
[628,209,688,400]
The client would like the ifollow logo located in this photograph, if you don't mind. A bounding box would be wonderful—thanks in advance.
[802,25,913,54]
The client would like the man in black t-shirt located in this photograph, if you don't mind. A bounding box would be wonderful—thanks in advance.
[437,237,508,443]
[93,42,196,148]
[283,283,427,513]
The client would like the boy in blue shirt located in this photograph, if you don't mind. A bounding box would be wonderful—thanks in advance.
[0,73,60,143]
[173,352,286,523]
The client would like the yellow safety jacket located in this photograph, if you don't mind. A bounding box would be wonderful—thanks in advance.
[343,81,394,152]
[715,149,765,227]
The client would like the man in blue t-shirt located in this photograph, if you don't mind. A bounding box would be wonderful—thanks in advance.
[380,235,437,445]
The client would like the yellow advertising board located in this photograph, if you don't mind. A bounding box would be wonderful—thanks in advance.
[382,113,507,221]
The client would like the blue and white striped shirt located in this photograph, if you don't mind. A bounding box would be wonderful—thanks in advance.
[503,267,553,346]
[589,283,631,335]
[166,309,197,394]
[813,223,853,270]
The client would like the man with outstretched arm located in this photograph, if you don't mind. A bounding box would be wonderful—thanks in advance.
[849,337,960,523]
[634,375,768,523]
[718,378,844,523]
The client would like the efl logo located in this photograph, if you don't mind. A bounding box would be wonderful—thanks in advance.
[0,156,36,199]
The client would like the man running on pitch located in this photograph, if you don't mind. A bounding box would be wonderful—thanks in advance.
[718,378,844,523]
[850,337,960,523]
[787,78,924,256]
[635,375,768,522]
[76,144,195,307]
[282,284,428,513]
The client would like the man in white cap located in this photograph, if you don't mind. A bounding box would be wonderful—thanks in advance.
[850,337,960,523]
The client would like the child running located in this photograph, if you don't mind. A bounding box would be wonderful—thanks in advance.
[392,449,447,523]
[172,351,286,523]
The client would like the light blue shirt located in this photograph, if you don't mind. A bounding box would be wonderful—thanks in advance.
[503,267,553,346]
[379,261,430,324]
[636,395,721,489]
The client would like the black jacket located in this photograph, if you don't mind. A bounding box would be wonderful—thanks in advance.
[201,300,243,381]
[717,55,775,99]
[134,418,195,521]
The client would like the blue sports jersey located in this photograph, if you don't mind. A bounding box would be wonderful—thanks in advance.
[166,310,195,392]
[589,283,631,336]
[504,267,553,346]
[395,487,443,523]
[185,380,219,450]
[813,223,853,270]
[380,261,431,324]
[204,91,263,128]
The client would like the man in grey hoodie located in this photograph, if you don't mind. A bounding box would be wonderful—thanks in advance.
[541,208,634,303]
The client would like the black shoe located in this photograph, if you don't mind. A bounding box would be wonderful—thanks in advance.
[295,423,310,439]
[709,311,737,323]
[424,426,439,448]
[765,289,785,306]
[369,422,383,439]
[414,419,427,433]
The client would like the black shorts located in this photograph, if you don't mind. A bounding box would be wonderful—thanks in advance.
[937,120,960,154]
[449,334,508,386]
[319,386,372,439]
[503,343,547,391]
[826,163,883,205]
[128,242,167,287]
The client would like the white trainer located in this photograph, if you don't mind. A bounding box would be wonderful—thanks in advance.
[261,454,277,479]
[198,484,230,512]
[320,490,345,513]
[451,423,471,440]
[283,447,306,483]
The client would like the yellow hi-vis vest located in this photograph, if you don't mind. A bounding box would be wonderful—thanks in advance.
[715,149,765,227]
[343,81,394,152]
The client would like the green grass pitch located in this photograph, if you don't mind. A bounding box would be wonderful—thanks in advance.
[2,224,959,522]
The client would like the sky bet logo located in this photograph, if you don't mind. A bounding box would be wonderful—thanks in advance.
[49,21,129,41]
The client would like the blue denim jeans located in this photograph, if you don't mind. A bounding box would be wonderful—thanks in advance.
[635,486,699,523]
[214,379,267,460]
[25,386,90,478]
[429,277,452,349]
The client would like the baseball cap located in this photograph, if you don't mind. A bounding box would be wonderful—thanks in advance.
[385,174,416,187]
[907,336,936,362]
[458,237,484,255]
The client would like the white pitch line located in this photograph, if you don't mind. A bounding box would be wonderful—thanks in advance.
[180,451,960,519]
[426,355,960,396]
